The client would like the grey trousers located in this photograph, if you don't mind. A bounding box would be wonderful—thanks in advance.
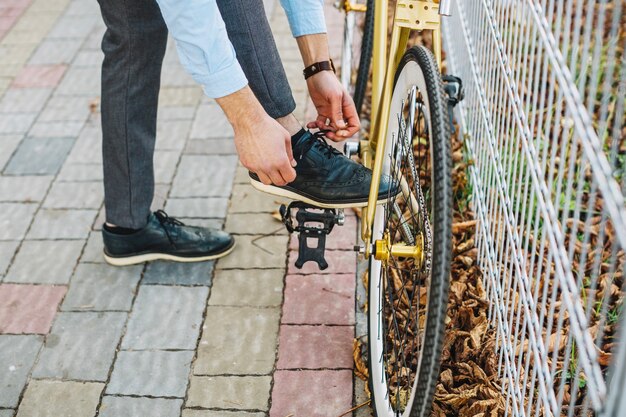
[97,0,296,229]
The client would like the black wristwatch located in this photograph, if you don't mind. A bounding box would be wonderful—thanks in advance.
[303,59,336,80]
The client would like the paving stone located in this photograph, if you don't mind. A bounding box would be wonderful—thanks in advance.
[154,150,180,184]
[64,0,100,16]
[62,263,142,311]
[158,86,202,107]
[0,113,36,134]
[282,273,355,325]
[11,64,67,88]
[277,325,354,369]
[0,409,14,417]
[184,138,236,155]
[27,209,96,239]
[0,335,43,408]
[164,198,228,219]
[0,88,52,112]
[0,135,22,169]
[79,231,103,263]
[32,312,126,381]
[28,39,82,65]
[182,411,265,417]
[99,397,183,417]
[0,176,52,202]
[225,212,287,235]
[0,241,19,276]
[0,44,36,65]
[143,260,214,286]
[160,64,196,87]
[4,137,74,175]
[190,104,233,139]
[170,155,237,198]
[28,120,85,138]
[56,163,102,182]
[47,15,97,39]
[229,184,289,213]
[209,269,283,307]
[155,119,191,150]
[107,350,194,397]
[72,50,103,67]
[0,203,37,240]
[186,376,271,410]
[0,284,66,334]
[122,285,208,350]
[157,106,196,121]
[195,306,280,375]
[65,125,101,164]
[37,95,92,122]
[16,380,103,417]
[288,249,357,275]
[234,165,250,184]
[43,181,103,209]
[269,370,353,417]
[5,240,83,284]
[56,67,100,95]
[216,234,289,269]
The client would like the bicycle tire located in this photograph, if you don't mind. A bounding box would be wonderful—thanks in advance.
[352,0,374,116]
[367,45,452,417]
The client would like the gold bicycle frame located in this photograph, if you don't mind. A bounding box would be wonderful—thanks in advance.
[356,0,444,258]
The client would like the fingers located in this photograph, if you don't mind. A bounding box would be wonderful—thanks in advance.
[284,135,297,168]
[340,92,361,138]
[257,171,273,185]
[328,94,345,132]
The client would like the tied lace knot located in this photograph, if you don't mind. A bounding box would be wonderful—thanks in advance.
[154,210,184,247]
[298,130,343,161]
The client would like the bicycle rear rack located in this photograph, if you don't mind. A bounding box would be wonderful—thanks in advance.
[279,202,345,270]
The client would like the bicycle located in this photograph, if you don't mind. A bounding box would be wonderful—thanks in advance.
[279,1,462,415]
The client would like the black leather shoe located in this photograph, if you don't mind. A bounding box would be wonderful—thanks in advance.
[102,210,235,266]
[249,130,397,208]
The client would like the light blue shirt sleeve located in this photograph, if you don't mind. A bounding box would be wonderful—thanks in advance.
[280,0,327,37]
[155,0,248,98]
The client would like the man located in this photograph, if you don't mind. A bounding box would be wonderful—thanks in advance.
[97,0,394,266]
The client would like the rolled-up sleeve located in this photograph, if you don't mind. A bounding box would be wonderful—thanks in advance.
[155,0,248,98]
[279,0,327,37]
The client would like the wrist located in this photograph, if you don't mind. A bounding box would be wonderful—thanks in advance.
[296,33,330,67]
[216,86,266,129]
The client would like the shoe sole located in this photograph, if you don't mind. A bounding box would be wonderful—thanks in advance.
[250,178,390,209]
[103,242,236,267]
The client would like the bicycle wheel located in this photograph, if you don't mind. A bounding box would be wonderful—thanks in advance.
[367,45,452,417]
[339,0,374,116]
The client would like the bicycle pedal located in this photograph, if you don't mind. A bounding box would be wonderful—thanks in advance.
[443,75,464,133]
[279,202,345,270]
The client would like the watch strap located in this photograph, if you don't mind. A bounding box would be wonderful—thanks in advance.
[303,59,336,80]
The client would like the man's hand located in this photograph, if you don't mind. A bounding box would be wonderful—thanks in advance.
[305,71,360,141]
[217,86,296,186]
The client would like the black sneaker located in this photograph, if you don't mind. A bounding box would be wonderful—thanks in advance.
[249,130,397,208]
[102,210,235,266]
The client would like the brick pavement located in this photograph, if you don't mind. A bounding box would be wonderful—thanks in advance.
[0,0,372,416]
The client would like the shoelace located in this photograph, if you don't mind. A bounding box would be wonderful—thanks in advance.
[298,130,343,160]
[154,210,184,245]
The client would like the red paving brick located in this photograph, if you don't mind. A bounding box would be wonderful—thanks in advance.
[277,325,353,369]
[270,370,353,417]
[12,65,68,88]
[0,0,31,40]
[0,284,66,334]
[282,273,354,325]
[288,248,356,275]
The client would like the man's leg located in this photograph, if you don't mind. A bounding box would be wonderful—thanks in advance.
[97,0,168,229]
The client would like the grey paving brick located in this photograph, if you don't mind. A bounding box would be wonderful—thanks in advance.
[122,285,208,350]
[225,213,287,235]
[160,64,196,87]
[0,114,36,135]
[38,96,92,122]
[0,135,23,170]
[65,0,101,16]
[0,203,37,240]
[71,50,103,67]
[195,306,280,375]
[47,15,98,39]
[57,163,103,182]
[80,231,104,263]
[27,209,96,239]
[56,67,100,95]
[163,198,228,219]
[5,240,83,284]
[156,120,192,151]
[65,125,101,164]
[0,241,19,276]
[158,86,202,107]
[0,89,52,113]
[157,106,196,121]
[62,264,142,311]
[99,397,183,417]
[0,410,14,417]
[229,184,289,213]
[154,150,180,184]
[189,105,233,139]
[184,138,236,155]
[32,312,126,381]
[4,137,75,175]
[143,260,214,286]
[186,376,271,410]
[216,234,288,269]
[209,269,283,307]
[182,411,265,417]
[28,121,85,138]
[170,155,237,198]
[0,176,53,202]
[107,350,194,397]
[0,45,35,66]
[28,39,83,65]
[16,380,103,417]
[83,27,105,51]
[43,181,103,209]
[0,335,43,408]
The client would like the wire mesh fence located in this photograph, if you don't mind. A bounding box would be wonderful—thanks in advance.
[441,0,625,416]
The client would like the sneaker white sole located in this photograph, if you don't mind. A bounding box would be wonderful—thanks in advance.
[250,178,388,209]
[103,242,236,267]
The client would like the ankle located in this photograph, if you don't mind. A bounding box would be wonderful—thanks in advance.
[276,114,303,136]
